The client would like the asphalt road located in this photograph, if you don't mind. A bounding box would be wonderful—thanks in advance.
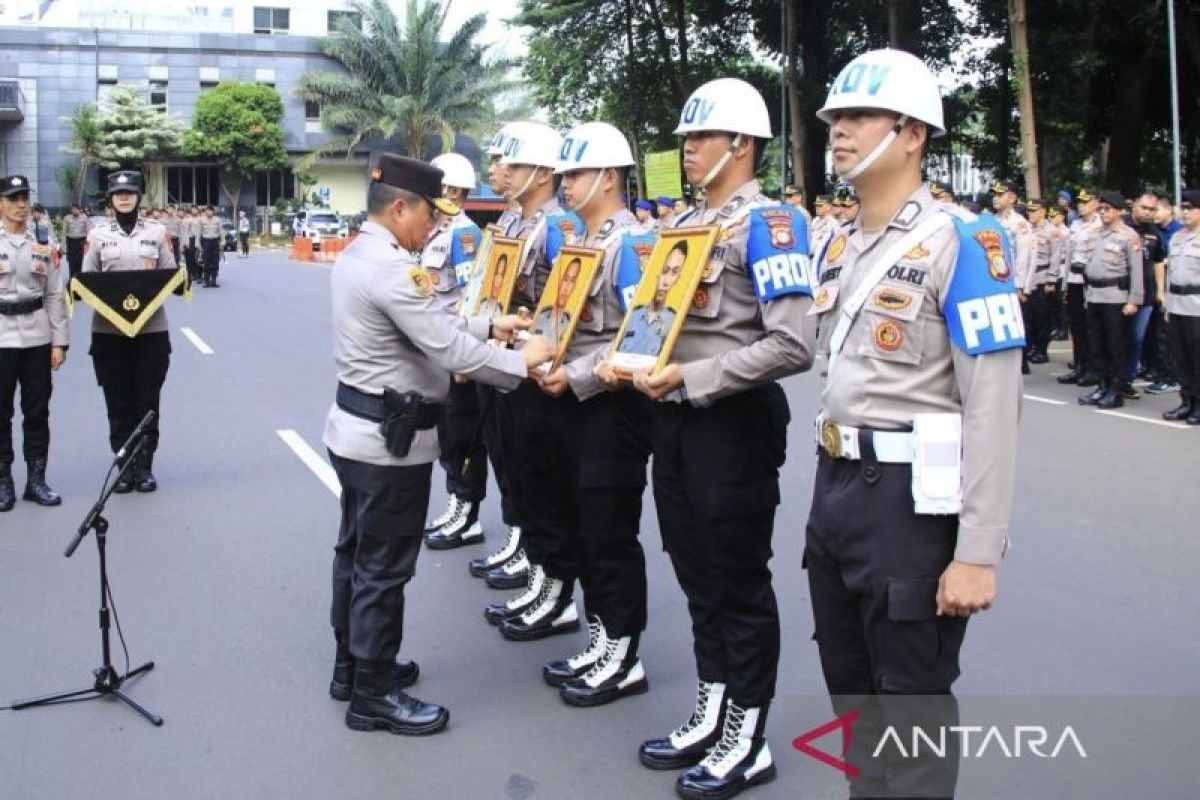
[1,250,1196,799]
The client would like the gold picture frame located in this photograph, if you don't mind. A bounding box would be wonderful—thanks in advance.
[609,225,720,375]
[457,224,500,317]
[472,235,524,319]
[527,244,605,373]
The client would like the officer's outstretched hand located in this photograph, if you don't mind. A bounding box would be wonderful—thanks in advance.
[936,561,995,617]
[50,346,66,371]
[539,366,570,397]
[521,334,557,377]
[491,313,534,343]
[631,363,683,401]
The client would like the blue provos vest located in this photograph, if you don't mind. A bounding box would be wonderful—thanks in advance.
[616,229,657,312]
[545,211,584,264]
[449,218,482,287]
[746,205,812,302]
[944,214,1027,355]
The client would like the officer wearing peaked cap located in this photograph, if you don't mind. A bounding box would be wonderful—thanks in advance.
[808,48,1025,798]
[1059,188,1103,385]
[82,170,176,494]
[1162,189,1200,424]
[1023,198,1064,364]
[0,174,68,511]
[596,76,815,799]
[992,179,1034,371]
[809,194,836,259]
[323,153,555,737]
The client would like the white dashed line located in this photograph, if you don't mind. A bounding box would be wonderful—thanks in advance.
[1093,410,1191,430]
[180,327,214,355]
[276,429,341,497]
[1023,394,1067,406]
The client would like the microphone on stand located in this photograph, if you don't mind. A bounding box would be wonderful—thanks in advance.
[115,410,157,464]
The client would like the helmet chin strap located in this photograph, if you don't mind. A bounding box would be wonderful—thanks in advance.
[697,134,742,190]
[509,166,541,204]
[568,169,606,213]
[840,115,908,183]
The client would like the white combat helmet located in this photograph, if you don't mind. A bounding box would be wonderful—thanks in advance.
[485,123,514,157]
[554,121,635,173]
[499,121,563,169]
[674,78,772,189]
[817,49,946,182]
[431,152,477,191]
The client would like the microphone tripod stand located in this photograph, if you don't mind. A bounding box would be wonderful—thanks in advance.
[11,415,163,726]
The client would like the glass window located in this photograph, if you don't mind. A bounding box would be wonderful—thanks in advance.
[253,7,289,34]
[304,100,320,121]
[150,80,168,111]
[327,10,362,33]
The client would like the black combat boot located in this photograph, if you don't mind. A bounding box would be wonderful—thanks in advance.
[0,462,15,512]
[1163,397,1194,421]
[344,659,448,736]
[134,452,157,493]
[470,524,521,577]
[544,615,605,686]
[640,681,727,770]
[22,459,62,506]
[1078,382,1107,406]
[676,701,777,800]
[560,633,648,707]
[329,631,418,701]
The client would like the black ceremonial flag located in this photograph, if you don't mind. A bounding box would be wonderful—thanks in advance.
[68,267,191,337]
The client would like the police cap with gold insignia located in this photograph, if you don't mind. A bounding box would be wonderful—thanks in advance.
[106,170,144,196]
[928,180,953,198]
[370,153,459,215]
[1076,188,1096,203]
[814,195,832,206]
[783,185,801,196]
[1025,198,1045,212]
[1097,190,1125,209]
[0,174,31,197]
[1181,189,1200,209]
[1047,205,1063,218]
[990,179,1020,196]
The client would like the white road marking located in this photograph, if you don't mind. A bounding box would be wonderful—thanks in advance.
[1094,410,1190,430]
[1023,394,1067,406]
[180,327,214,355]
[276,429,341,497]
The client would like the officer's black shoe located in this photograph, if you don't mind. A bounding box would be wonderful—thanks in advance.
[1021,361,1031,375]
[134,454,157,493]
[544,615,606,686]
[1120,383,1141,401]
[329,634,418,701]
[1056,369,1082,384]
[1053,328,1069,341]
[112,470,135,494]
[0,463,15,512]
[345,660,448,736]
[1078,385,1106,406]
[485,549,530,589]
[499,577,579,641]
[485,562,544,625]
[22,459,62,506]
[1075,372,1100,387]
[675,703,775,800]
[560,635,648,707]
[470,524,522,577]
[425,494,462,534]
[1029,351,1049,364]
[1163,400,1194,421]
[424,502,483,550]
[1187,408,1200,426]
[1096,388,1125,409]
[639,681,727,770]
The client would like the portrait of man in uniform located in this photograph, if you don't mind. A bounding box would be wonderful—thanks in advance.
[456,224,498,317]
[617,240,687,356]
[474,236,523,320]
[528,245,604,372]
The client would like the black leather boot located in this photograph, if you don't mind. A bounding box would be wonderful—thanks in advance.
[134,452,157,493]
[640,681,727,770]
[345,659,448,736]
[329,631,418,701]
[1163,398,1194,421]
[1096,386,1125,408]
[22,459,62,506]
[470,524,521,578]
[560,633,648,707]
[0,462,15,512]
[1056,368,1082,384]
[676,701,776,800]
[1078,383,1107,406]
[484,562,544,625]
[544,615,605,686]
[1074,371,1100,387]
[499,575,579,641]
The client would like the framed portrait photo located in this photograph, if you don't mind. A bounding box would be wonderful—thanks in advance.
[472,235,524,319]
[609,225,720,375]
[457,224,500,317]
[527,245,605,373]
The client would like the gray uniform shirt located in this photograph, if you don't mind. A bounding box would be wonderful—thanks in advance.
[163,214,181,238]
[502,197,577,312]
[322,221,528,468]
[671,179,816,407]
[181,216,200,244]
[81,218,176,335]
[63,212,90,240]
[419,213,465,315]
[996,209,1033,290]
[199,216,222,240]
[1084,224,1144,305]
[1030,220,1064,286]
[1165,227,1200,317]
[0,230,68,349]
[814,185,1022,566]
[1065,214,1102,285]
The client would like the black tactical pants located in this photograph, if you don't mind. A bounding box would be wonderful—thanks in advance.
[479,383,518,527]
[184,239,200,282]
[1086,302,1130,386]
[1169,313,1200,400]
[0,344,52,465]
[1066,281,1089,371]
[566,389,652,637]
[170,237,180,267]
[66,237,86,280]
[90,332,170,456]
[437,379,487,503]
[201,238,221,283]
[652,383,788,707]
[805,447,968,799]
[1026,282,1054,353]
[329,452,430,661]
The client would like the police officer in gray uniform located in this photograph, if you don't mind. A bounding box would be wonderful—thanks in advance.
[1059,189,1103,385]
[807,49,1024,799]
[182,207,201,283]
[63,204,91,280]
[199,206,222,288]
[597,79,815,799]
[323,153,555,736]
[1162,189,1200,424]
[0,175,67,511]
[163,204,182,267]
[83,171,177,493]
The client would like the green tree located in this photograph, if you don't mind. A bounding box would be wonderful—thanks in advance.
[183,82,287,210]
[294,0,510,164]
[93,85,186,202]
[59,103,102,205]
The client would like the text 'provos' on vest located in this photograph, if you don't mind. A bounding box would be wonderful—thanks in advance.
[955,293,1025,351]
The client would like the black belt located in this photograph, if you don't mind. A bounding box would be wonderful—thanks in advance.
[1170,284,1200,296]
[1035,263,1051,272]
[336,382,442,428]
[1086,276,1130,290]
[0,297,44,316]
[1070,263,1086,274]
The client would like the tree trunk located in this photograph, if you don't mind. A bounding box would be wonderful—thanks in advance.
[75,157,90,205]
[887,0,922,52]
[629,136,646,200]
[798,0,831,198]
[223,173,243,214]
[1008,0,1041,197]
[672,0,689,90]
[784,0,805,196]
[1105,57,1150,195]
[642,0,683,106]
[620,0,647,197]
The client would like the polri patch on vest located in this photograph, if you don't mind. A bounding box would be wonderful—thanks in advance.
[885,264,927,287]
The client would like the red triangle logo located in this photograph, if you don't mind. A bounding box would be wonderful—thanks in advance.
[791,709,861,778]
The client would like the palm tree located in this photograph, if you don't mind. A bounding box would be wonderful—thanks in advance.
[295,0,512,165]
[60,104,102,204]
